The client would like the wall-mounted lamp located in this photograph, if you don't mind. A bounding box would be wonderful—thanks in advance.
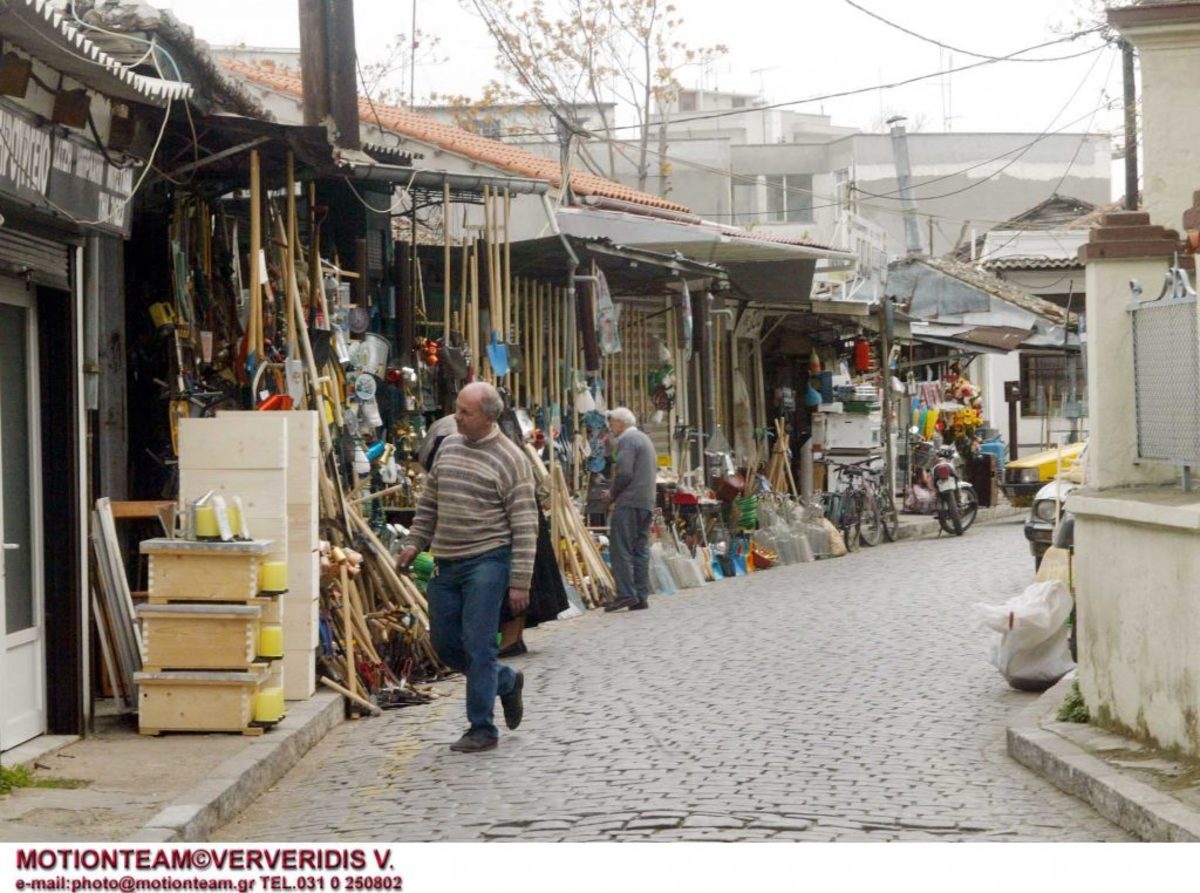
[52,88,90,129]
[0,53,31,98]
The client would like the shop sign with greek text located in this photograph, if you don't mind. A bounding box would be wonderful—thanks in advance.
[0,97,136,236]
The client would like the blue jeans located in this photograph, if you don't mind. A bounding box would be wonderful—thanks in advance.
[609,506,652,603]
[428,547,519,739]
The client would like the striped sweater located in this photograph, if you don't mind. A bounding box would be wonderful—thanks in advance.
[402,426,538,590]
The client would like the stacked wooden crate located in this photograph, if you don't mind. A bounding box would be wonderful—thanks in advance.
[133,538,276,735]
[177,414,290,701]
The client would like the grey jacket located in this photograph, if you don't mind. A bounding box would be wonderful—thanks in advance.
[610,426,657,510]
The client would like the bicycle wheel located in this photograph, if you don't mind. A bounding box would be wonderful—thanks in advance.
[879,491,900,542]
[840,493,861,552]
[856,489,883,547]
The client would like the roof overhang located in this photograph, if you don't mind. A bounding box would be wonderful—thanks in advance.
[507,234,726,297]
[556,205,854,305]
[558,205,851,263]
[344,160,551,196]
[1,0,192,106]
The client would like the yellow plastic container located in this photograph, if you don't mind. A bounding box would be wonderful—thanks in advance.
[193,505,219,539]
[253,686,285,724]
[258,623,284,660]
[258,561,288,593]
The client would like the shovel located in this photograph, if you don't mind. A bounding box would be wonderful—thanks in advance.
[487,330,510,377]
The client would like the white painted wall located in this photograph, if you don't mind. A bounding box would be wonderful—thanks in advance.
[1117,15,1200,231]
[1071,493,1200,756]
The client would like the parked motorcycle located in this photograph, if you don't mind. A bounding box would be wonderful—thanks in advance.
[931,446,979,536]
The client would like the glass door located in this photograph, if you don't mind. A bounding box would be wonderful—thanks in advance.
[0,278,44,751]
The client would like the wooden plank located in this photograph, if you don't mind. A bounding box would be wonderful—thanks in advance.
[110,500,176,521]
[282,597,318,649]
[180,414,288,470]
[283,648,316,701]
[178,469,287,524]
[283,412,320,505]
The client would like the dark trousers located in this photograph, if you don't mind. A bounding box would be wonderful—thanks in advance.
[428,547,519,739]
[609,505,652,603]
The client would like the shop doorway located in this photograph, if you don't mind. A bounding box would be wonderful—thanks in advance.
[0,277,45,752]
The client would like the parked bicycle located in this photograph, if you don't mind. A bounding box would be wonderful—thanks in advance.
[819,458,899,549]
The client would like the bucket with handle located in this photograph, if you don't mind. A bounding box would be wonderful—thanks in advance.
[351,333,391,379]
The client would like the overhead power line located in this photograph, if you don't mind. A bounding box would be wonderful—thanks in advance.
[842,0,1108,63]
[467,23,1106,141]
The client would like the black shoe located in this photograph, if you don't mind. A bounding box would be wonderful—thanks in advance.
[501,671,524,730]
[449,728,498,753]
[629,599,649,611]
[604,596,639,613]
[498,639,528,659]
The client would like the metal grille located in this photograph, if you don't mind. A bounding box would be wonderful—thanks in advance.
[1130,295,1200,464]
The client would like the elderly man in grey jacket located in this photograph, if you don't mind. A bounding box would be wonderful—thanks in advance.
[603,407,658,613]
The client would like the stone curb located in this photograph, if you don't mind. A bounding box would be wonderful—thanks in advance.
[895,504,1023,541]
[126,691,345,842]
[1006,674,1200,842]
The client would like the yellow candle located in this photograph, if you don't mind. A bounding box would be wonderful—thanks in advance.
[193,505,218,539]
[258,624,283,659]
[258,561,288,593]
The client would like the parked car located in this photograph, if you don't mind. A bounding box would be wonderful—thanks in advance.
[1025,479,1079,568]
[1023,445,1086,569]
[1002,441,1087,507]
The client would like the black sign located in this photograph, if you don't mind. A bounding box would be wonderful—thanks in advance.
[0,98,136,237]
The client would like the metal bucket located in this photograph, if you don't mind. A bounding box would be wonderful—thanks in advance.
[350,333,390,379]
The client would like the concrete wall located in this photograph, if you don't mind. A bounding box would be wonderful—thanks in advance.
[1113,10,1200,232]
[1071,493,1200,754]
[1067,208,1186,753]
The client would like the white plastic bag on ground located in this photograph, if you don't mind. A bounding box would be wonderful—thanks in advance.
[975,580,1075,692]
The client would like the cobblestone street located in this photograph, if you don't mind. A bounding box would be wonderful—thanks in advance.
[214,518,1128,841]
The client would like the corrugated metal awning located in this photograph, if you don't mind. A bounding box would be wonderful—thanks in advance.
[1,0,192,106]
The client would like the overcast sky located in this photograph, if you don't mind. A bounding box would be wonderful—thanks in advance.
[161,0,1122,139]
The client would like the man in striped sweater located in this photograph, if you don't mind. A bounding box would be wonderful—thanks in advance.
[398,382,538,753]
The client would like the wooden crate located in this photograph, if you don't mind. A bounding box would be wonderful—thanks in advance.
[138,603,262,671]
[134,666,270,735]
[141,539,274,603]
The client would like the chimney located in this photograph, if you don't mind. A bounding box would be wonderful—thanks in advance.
[888,116,924,256]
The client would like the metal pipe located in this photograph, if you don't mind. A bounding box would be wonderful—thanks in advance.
[1122,40,1139,211]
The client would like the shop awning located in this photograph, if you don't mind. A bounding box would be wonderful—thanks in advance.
[556,204,855,305]
[0,0,192,106]
[507,234,727,296]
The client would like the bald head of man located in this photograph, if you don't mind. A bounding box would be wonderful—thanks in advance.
[455,381,504,441]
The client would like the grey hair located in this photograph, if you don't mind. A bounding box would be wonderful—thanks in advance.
[609,406,637,427]
[477,383,504,420]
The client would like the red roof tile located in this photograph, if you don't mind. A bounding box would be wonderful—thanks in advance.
[218,58,692,215]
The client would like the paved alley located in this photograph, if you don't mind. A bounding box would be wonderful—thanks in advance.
[213,519,1128,841]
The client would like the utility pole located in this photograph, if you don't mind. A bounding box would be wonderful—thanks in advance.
[298,0,360,150]
[298,0,330,127]
[327,0,361,151]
